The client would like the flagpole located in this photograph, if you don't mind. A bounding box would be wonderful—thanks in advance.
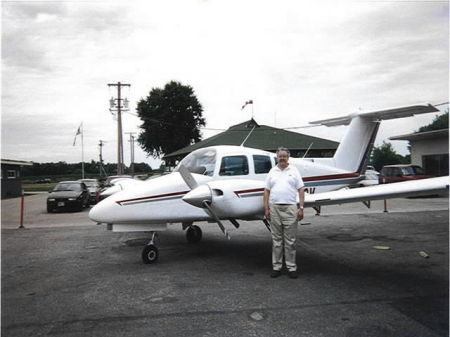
[81,122,85,179]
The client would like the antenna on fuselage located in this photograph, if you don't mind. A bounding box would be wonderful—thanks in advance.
[240,125,256,147]
[302,142,314,158]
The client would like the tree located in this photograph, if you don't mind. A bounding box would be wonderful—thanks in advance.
[370,141,408,171]
[137,81,206,158]
[417,111,448,132]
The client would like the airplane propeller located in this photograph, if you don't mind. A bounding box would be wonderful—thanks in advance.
[178,165,231,239]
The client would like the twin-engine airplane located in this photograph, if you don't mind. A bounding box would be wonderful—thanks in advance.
[89,104,449,263]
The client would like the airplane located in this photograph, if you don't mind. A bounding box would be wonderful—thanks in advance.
[89,104,449,264]
[99,177,145,200]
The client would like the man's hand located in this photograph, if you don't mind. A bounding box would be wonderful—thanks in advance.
[297,208,304,221]
[264,208,270,220]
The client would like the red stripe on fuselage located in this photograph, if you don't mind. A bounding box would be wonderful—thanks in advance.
[234,188,265,195]
[116,190,190,205]
[117,172,361,205]
[303,172,360,182]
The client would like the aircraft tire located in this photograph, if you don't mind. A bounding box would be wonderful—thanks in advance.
[142,244,159,264]
[186,225,202,243]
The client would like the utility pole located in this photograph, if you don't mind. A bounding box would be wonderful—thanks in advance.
[98,140,107,177]
[125,132,136,176]
[108,82,130,175]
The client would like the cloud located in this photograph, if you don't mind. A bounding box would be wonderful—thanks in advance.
[1,0,448,165]
[1,2,133,73]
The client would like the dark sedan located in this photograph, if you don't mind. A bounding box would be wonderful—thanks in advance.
[47,181,90,213]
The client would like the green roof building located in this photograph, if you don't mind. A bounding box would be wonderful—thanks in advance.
[163,119,339,166]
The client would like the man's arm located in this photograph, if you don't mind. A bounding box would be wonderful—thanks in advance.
[263,189,271,219]
[298,187,305,220]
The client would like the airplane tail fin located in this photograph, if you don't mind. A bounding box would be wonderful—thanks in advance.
[309,104,439,173]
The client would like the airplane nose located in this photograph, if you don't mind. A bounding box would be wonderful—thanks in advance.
[182,184,212,208]
[89,200,111,223]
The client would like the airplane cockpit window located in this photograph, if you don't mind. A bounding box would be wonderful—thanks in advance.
[219,156,249,176]
[174,149,216,176]
[253,155,272,174]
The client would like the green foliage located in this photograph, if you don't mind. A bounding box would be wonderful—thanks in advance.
[137,81,205,158]
[22,160,152,179]
[417,112,448,132]
[370,141,409,171]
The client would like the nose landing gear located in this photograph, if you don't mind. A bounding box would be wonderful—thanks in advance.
[142,232,159,264]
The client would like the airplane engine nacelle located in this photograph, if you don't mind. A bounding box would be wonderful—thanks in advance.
[206,179,265,219]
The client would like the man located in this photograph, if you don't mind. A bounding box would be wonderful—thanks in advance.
[264,147,305,279]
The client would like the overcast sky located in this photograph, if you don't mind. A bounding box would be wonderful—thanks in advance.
[2,0,448,169]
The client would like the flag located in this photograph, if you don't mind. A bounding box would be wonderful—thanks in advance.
[73,123,82,146]
[241,100,253,110]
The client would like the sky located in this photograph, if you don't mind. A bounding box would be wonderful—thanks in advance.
[2,0,449,170]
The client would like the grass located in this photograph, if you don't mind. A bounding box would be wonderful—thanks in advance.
[23,183,56,192]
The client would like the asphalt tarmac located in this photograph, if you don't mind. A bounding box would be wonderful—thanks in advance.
[1,194,449,337]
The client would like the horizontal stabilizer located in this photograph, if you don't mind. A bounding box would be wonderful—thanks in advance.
[309,104,438,126]
[305,176,449,207]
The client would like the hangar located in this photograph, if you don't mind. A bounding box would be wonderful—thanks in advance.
[163,119,339,167]
[390,128,449,176]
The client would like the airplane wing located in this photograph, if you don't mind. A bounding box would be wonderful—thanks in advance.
[309,104,439,126]
[305,176,448,207]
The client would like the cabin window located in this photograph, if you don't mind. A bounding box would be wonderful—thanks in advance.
[219,156,249,176]
[253,155,272,174]
[7,170,17,179]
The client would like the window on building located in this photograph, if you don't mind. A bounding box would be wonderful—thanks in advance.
[7,170,17,179]
[253,155,272,174]
[422,154,449,176]
[219,156,249,176]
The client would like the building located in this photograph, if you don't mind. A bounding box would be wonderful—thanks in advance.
[1,159,33,199]
[163,119,339,166]
[390,129,448,176]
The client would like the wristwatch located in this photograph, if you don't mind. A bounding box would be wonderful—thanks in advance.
[299,205,304,210]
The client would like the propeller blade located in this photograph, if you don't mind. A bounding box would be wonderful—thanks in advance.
[178,165,198,189]
[202,201,231,240]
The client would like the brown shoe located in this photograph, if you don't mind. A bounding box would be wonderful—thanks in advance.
[288,270,298,279]
[270,270,282,278]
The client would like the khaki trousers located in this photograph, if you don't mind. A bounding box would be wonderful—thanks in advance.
[269,204,298,272]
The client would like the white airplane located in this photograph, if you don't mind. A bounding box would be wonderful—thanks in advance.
[100,177,144,199]
[89,104,449,263]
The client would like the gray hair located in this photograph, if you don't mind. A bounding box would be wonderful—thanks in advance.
[276,147,290,157]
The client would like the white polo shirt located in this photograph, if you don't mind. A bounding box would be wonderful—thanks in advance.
[265,164,304,205]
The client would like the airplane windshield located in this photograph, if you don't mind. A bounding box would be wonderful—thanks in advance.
[174,149,217,176]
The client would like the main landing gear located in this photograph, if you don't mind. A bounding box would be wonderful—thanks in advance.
[141,224,203,264]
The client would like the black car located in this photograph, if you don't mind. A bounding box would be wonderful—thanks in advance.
[47,181,90,212]
[79,179,100,204]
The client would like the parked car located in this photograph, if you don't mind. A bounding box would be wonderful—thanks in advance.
[36,178,52,183]
[379,164,432,184]
[79,179,100,204]
[47,181,90,212]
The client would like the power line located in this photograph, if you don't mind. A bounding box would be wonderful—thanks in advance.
[434,102,449,107]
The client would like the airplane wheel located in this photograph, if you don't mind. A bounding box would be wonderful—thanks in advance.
[186,225,202,243]
[142,244,159,264]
